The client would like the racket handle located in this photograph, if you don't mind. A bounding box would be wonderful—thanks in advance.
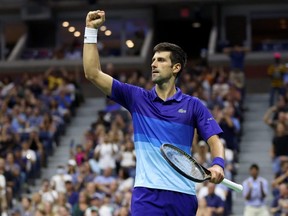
[221,178,243,192]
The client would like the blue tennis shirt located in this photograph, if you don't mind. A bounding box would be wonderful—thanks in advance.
[109,79,223,195]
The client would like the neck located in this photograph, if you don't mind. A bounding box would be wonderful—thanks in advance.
[155,83,176,101]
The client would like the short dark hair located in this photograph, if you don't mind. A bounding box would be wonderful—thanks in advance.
[250,163,259,170]
[153,42,187,78]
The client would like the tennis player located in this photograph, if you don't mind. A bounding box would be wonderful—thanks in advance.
[83,10,225,216]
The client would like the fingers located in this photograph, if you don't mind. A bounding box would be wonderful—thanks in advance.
[87,10,105,21]
[86,10,105,28]
[208,166,225,184]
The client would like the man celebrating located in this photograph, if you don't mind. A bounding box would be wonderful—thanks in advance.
[83,10,225,215]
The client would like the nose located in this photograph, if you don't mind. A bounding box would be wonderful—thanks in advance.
[151,60,156,68]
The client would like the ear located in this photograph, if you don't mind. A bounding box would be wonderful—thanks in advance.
[172,63,181,74]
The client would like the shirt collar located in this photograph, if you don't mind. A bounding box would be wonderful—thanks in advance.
[151,86,183,102]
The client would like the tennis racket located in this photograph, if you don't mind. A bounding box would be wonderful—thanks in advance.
[160,143,243,192]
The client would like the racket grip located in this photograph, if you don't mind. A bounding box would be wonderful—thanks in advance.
[221,178,243,192]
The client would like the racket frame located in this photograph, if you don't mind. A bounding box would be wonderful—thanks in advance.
[160,143,243,192]
[160,143,211,183]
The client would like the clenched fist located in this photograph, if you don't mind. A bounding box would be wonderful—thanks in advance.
[86,10,105,29]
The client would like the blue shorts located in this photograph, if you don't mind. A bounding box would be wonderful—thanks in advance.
[131,187,198,216]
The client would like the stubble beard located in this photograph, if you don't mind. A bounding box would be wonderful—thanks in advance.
[152,73,163,85]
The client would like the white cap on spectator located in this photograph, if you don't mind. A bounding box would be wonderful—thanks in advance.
[68,159,77,166]
[64,175,73,182]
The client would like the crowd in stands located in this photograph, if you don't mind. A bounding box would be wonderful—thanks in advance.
[0,67,84,216]
[261,53,288,216]
[21,39,82,61]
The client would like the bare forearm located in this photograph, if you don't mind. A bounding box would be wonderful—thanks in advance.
[83,43,113,95]
[83,44,101,80]
[207,135,225,159]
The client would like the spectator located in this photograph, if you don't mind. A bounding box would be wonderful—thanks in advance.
[85,182,97,200]
[118,140,136,178]
[204,182,225,216]
[15,196,34,216]
[38,179,58,204]
[67,159,78,175]
[214,104,239,152]
[0,158,8,214]
[198,181,227,203]
[50,165,71,193]
[84,206,99,216]
[5,152,22,199]
[93,167,116,195]
[44,67,64,91]
[98,194,114,216]
[89,193,103,212]
[21,140,37,180]
[193,140,211,168]
[74,144,86,166]
[271,182,288,216]
[271,160,288,196]
[73,161,95,192]
[55,205,72,216]
[267,52,286,106]
[117,168,134,193]
[94,133,118,173]
[27,128,46,168]
[270,122,288,175]
[31,192,42,212]
[72,190,89,216]
[52,192,72,215]
[114,206,129,216]
[242,163,270,216]
[64,175,79,208]
[263,97,288,130]
[196,198,212,216]
[223,44,249,99]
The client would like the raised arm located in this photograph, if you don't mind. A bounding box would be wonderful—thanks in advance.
[83,10,113,96]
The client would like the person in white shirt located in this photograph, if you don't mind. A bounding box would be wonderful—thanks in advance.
[94,133,118,172]
[0,158,7,214]
[21,140,37,177]
[119,140,136,177]
[39,179,58,204]
[242,163,269,216]
[50,165,72,193]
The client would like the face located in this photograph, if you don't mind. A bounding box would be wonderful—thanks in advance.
[207,182,216,194]
[151,51,175,84]
[250,167,259,178]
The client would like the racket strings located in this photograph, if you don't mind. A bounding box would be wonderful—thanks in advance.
[166,149,205,180]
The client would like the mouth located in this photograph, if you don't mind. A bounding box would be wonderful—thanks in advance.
[152,70,159,74]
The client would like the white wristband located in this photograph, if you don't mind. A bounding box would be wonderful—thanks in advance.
[84,27,98,44]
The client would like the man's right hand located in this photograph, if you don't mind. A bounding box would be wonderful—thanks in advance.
[86,10,105,29]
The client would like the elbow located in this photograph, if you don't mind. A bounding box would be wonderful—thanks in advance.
[84,69,98,82]
[84,72,92,81]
